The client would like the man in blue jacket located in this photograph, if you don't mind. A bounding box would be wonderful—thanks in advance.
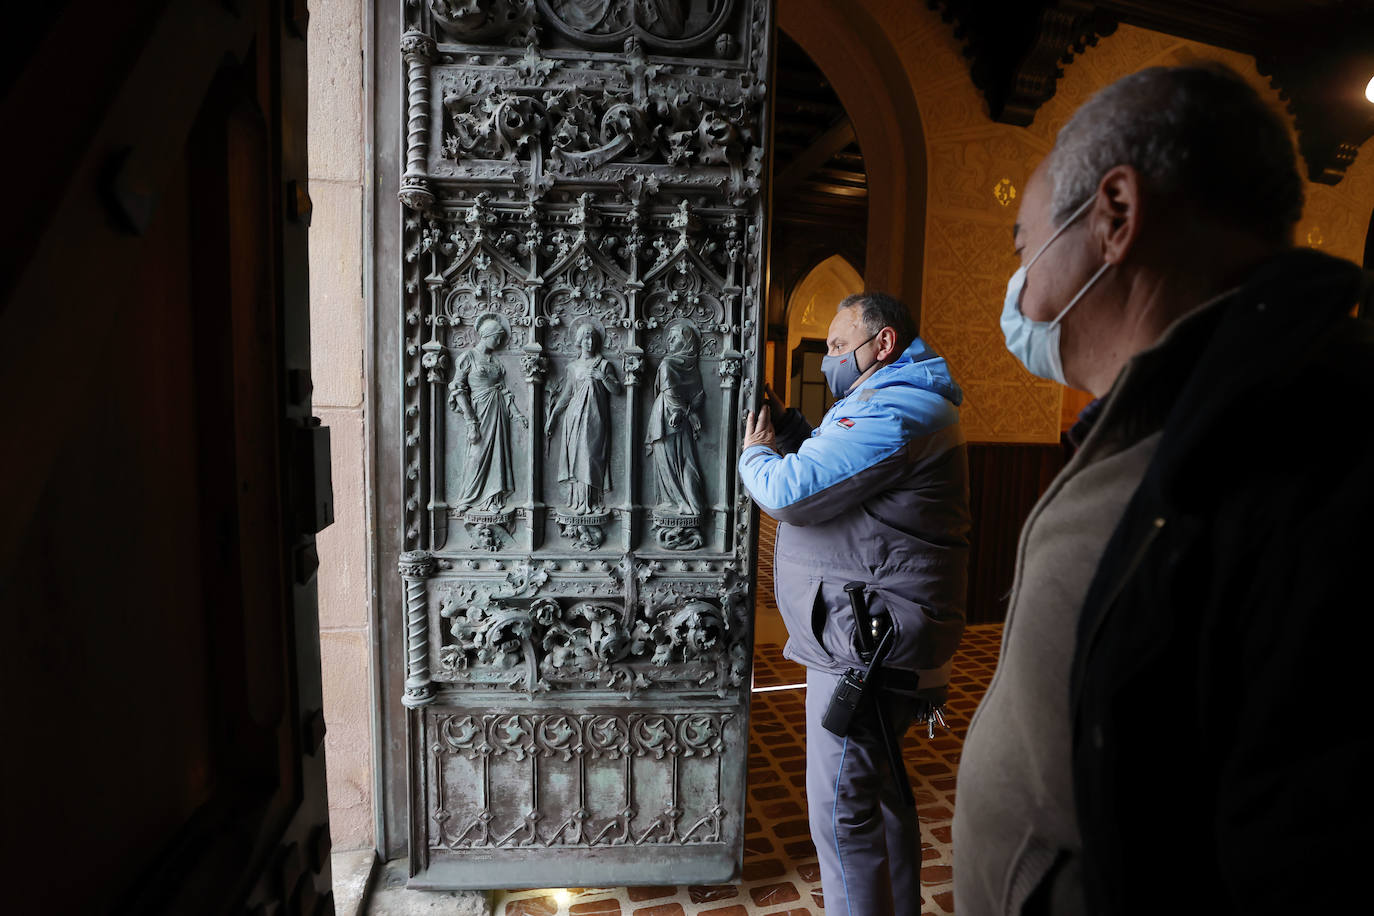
[740,291,971,916]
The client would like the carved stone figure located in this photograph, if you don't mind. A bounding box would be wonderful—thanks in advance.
[448,316,528,519]
[640,0,687,37]
[548,0,627,33]
[548,323,622,548]
[647,320,706,549]
[541,0,731,46]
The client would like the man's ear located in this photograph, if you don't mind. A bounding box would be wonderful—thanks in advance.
[878,327,900,361]
[1095,164,1142,265]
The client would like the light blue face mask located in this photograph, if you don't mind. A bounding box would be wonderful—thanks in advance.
[1001,194,1111,384]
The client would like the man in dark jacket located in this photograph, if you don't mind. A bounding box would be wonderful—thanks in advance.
[741,292,970,916]
[954,62,1373,914]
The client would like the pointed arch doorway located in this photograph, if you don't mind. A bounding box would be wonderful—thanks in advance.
[785,254,864,424]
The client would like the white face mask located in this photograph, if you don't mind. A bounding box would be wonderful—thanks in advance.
[1000,194,1111,384]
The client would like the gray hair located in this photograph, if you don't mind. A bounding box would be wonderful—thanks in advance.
[1048,63,1303,245]
[837,291,917,353]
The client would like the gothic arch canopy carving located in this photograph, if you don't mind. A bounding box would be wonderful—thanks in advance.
[441,242,533,323]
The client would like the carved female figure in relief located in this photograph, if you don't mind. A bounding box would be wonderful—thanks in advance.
[448,316,528,513]
[546,322,622,515]
[647,320,706,519]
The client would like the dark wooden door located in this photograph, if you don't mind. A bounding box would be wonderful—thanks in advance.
[2,2,334,912]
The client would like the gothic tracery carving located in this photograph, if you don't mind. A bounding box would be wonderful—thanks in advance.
[430,709,731,850]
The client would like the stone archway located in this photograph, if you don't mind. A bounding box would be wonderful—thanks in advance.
[778,0,930,317]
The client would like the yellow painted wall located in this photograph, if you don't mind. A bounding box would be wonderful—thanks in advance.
[856,1,1374,443]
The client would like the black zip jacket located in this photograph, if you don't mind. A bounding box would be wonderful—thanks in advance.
[1070,249,1374,913]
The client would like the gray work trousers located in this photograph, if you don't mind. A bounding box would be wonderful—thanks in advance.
[806,668,921,916]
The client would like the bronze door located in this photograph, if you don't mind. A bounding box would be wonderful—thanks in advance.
[392,0,773,888]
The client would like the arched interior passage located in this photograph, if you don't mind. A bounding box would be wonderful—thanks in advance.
[784,254,864,422]
[776,0,929,310]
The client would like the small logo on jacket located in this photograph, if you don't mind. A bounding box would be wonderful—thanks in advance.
[837,418,855,429]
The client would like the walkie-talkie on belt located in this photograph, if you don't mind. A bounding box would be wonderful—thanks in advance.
[821,581,916,807]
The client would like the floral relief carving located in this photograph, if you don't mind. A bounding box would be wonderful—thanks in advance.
[429,0,537,44]
[437,73,763,189]
[437,584,742,695]
[442,79,549,161]
[645,256,726,326]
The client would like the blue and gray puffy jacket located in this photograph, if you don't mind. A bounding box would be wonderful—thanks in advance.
[739,338,971,692]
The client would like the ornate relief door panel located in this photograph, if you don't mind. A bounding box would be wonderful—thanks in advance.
[393,0,772,888]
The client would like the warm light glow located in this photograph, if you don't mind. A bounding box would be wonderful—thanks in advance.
[553,890,573,908]
[1367,75,1374,104]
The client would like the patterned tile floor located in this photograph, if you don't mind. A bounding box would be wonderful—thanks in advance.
[494,519,1003,916]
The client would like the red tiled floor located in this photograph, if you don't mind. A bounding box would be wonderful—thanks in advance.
[687,886,739,905]
[748,883,801,907]
[741,859,786,881]
[632,905,686,916]
[571,901,623,916]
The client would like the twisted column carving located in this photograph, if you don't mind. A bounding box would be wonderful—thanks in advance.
[399,550,438,707]
[399,30,437,212]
